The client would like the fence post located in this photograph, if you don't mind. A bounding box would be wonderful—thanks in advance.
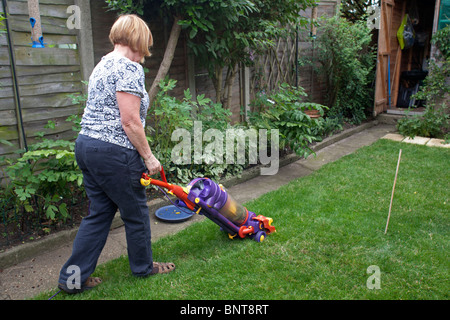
[74,0,95,91]
[2,0,28,152]
[242,65,250,122]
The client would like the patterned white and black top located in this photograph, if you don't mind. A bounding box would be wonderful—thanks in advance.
[79,52,149,150]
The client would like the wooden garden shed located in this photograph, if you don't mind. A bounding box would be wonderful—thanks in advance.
[374,0,448,116]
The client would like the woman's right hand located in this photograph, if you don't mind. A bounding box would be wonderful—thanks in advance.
[144,154,161,176]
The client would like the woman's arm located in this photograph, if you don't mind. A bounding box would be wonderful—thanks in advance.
[117,91,161,175]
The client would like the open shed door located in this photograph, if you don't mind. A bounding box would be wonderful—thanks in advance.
[374,0,404,116]
[374,0,440,115]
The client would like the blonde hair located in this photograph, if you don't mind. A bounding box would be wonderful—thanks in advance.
[109,14,153,58]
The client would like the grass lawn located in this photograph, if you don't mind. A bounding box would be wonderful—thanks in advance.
[37,139,449,300]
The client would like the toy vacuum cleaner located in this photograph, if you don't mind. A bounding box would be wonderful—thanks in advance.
[140,167,276,242]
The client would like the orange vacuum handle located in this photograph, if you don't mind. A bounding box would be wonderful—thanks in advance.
[160,165,167,183]
[140,167,196,211]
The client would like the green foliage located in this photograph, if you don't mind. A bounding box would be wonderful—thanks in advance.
[397,25,450,140]
[413,25,450,105]
[318,116,344,137]
[4,137,83,222]
[66,82,88,135]
[397,105,449,139]
[0,11,6,34]
[148,78,246,184]
[183,0,316,107]
[413,58,450,107]
[316,15,376,124]
[340,0,380,23]
[178,0,257,41]
[147,78,194,164]
[0,12,5,90]
[104,0,317,108]
[247,83,332,158]
[105,0,144,15]
[432,24,450,59]
[1,93,85,224]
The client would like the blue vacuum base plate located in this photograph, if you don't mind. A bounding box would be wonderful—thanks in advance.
[155,205,194,222]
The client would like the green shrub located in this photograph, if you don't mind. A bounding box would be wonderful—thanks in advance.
[4,137,83,222]
[1,93,85,227]
[146,78,195,168]
[397,105,449,139]
[397,25,449,140]
[316,16,376,124]
[147,79,246,184]
[247,83,331,158]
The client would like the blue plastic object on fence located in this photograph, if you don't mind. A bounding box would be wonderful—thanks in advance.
[30,17,36,28]
[29,17,45,47]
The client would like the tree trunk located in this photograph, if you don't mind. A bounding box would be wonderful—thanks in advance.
[222,64,238,109]
[148,15,182,108]
[213,65,224,104]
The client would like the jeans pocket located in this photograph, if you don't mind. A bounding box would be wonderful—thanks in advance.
[125,150,146,189]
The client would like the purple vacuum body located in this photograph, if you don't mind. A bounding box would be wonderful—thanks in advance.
[179,178,276,242]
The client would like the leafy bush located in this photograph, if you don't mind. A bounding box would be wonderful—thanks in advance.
[247,83,331,158]
[397,106,449,139]
[0,93,86,238]
[316,16,376,124]
[147,79,247,184]
[432,24,450,59]
[146,78,194,167]
[4,137,83,222]
[397,25,450,140]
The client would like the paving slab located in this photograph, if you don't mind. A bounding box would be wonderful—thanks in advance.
[381,133,405,142]
[382,133,450,148]
[427,138,450,148]
[402,136,431,145]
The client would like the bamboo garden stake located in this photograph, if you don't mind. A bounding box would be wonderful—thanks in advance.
[385,149,402,234]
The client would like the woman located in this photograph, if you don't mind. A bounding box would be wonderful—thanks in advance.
[58,14,175,294]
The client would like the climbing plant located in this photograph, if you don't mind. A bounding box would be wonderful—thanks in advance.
[105,0,317,109]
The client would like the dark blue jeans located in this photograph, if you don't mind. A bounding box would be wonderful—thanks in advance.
[58,134,154,286]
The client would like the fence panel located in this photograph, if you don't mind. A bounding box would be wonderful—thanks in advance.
[249,1,340,105]
[0,0,82,157]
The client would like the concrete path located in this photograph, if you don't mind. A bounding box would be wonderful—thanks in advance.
[0,122,396,300]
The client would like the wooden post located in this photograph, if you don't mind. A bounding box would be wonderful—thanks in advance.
[74,0,95,92]
[242,65,250,122]
[2,0,28,151]
[28,0,44,47]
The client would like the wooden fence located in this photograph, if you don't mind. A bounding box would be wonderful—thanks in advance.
[0,0,83,158]
[249,1,341,106]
